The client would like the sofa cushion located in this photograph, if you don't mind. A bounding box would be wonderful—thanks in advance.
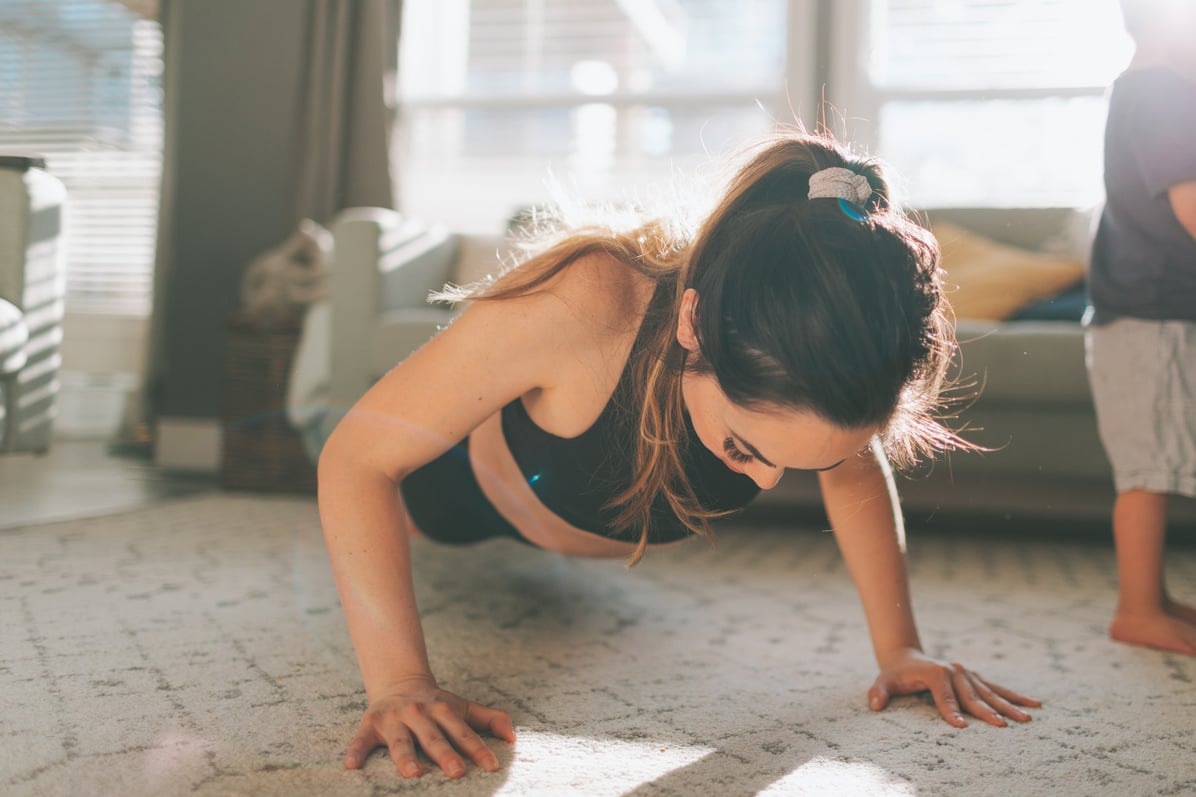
[1011,282,1088,322]
[933,221,1086,320]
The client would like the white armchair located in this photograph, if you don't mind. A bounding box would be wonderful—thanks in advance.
[287,207,511,460]
[0,155,67,454]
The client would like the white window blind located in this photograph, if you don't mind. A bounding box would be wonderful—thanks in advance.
[0,0,163,316]
[396,0,799,232]
[845,0,1134,207]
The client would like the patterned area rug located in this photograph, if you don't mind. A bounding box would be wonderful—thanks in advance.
[2,494,1194,796]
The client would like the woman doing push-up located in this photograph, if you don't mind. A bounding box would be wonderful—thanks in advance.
[316,131,1041,780]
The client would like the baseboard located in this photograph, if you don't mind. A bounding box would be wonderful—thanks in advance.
[156,417,220,472]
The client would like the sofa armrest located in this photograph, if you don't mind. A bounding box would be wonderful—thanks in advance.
[377,225,460,311]
[326,208,454,404]
[369,307,456,378]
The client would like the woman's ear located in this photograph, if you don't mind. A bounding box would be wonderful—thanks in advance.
[676,288,700,351]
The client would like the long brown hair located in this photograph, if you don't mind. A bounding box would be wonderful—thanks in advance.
[436,131,960,565]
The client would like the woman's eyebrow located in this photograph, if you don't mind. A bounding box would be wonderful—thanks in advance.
[728,431,777,468]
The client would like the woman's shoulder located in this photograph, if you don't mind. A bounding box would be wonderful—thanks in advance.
[535,249,658,338]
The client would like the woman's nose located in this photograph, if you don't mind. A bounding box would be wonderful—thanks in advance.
[750,464,784,490]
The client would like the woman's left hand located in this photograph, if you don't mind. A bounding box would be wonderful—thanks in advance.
[867,648,1041,728]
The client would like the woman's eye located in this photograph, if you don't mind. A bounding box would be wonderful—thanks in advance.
[723,437,754,464]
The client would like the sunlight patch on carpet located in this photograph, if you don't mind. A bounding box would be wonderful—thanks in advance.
[759,757,915,796]
[493,730,714,796]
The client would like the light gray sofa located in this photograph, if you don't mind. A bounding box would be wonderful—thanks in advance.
[288,206,1196,528]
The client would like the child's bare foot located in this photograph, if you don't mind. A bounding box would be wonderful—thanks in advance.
[1164,597,1196,626]
[1110,610,1196,655]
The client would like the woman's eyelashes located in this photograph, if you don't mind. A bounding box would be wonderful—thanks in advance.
[723,437,754,464]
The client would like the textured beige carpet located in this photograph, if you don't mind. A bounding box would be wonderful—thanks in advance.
[2,494,1195,796]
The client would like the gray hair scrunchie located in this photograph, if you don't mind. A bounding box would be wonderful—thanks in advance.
[808,167,873,205]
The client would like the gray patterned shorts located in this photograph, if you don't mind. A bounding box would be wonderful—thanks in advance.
[1085,317,1196,498]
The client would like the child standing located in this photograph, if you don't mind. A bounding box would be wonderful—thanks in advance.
[1086,0,1196,655]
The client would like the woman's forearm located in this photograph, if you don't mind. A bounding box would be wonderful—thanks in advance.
[819,443,923,666]
[318,450,434,700]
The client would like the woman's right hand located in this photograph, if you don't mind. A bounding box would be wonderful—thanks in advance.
[343,675,516,778]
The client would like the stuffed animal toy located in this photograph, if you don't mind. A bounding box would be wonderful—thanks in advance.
[240,219,332,327]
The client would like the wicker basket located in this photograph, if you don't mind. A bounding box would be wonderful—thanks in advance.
[220,313,317,493]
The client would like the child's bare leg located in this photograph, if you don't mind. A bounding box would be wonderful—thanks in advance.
[1109,489,1196,655]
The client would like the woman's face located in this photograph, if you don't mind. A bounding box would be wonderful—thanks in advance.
[680,370,878,490]
[674,287,877,488]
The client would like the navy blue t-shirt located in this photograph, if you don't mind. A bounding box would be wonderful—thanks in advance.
[1088,68,1196,324]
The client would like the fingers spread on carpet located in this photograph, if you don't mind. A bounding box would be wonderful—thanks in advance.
[970,676,1035,722]
[344,724,382,770]
[950,664,1005,727]
[345,682,515,778]
[385,731,423,778]
[869,649,1041,729]
[925,671,969,728]
[432,701,500,772]
[401,707,469,778]
[465,700,517,744]
[867,680,891,711]
[984,679,1044,709]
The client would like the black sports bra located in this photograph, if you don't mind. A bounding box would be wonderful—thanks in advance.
[500,293,760,544]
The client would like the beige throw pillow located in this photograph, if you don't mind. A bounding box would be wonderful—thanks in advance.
[931,221,1085,320]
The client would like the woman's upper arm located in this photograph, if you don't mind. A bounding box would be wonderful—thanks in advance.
[1168,181,1196,241]
[321,290,568,481]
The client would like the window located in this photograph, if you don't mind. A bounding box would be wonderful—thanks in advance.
[398,0,1137,221]
[396,0,816,232]
[834,0,1134,207]
[0,0,164,316]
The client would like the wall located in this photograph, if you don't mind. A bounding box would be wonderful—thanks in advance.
[58,314,146,440]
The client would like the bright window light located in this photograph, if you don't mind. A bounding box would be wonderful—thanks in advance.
[571,60,619,96]
[395,0,791,233]
[858,0,1135,208]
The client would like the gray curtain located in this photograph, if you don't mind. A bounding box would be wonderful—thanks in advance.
[138,0,180,444]
[294,0,398,224]
[140,0,399,437]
